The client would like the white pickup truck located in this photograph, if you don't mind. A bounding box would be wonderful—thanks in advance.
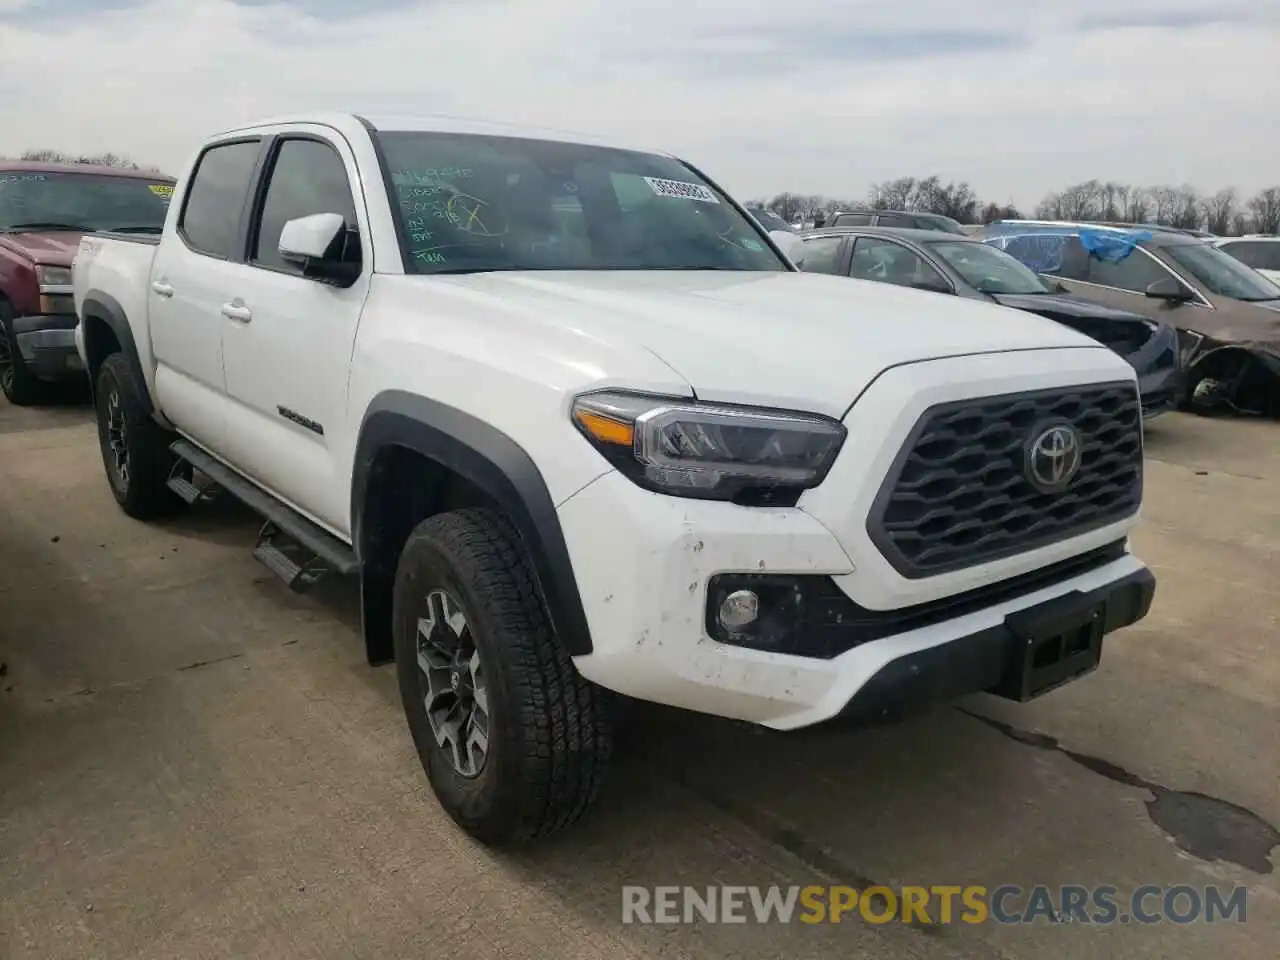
[74,113,1156,845]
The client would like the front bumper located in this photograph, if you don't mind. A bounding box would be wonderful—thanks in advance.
[12,313,84,382]
[559,469,1153,730]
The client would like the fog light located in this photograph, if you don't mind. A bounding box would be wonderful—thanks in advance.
[718,589,759,632]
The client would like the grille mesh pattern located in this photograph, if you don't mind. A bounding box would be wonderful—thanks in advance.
[868,383,1142,577]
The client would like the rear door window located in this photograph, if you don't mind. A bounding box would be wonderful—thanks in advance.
[1086,249,1170,292]
[797,235,845,274]
[849,237,948,289]
[179,140,262,259]
[831,212,871,226]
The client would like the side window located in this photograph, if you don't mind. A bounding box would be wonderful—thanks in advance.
[797,236,845,274]
[1221,241,1280,271]
[179,140,262,258]
[1001,234,1089,279]
[251,138,360,273]
[875,213,913,228]
[1086,249,1168,292]
[831,213,871,226]
[849,237,948,290]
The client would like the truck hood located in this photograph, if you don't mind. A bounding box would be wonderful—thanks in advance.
[0,230,83,266]
[404,269,1109,417]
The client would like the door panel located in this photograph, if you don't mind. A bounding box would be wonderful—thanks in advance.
[148,138,263,452]
[218,135,368,535]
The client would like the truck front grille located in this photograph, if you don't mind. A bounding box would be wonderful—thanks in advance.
[867,382,1142,578]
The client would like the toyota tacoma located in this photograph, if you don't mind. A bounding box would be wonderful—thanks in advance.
[73,113,1156,845]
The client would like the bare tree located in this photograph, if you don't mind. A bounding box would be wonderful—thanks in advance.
[1120,187,1151,223]
[1054,181,1104,220]
[1147,186,1182,225]
[1230,211,1254,236]
[1097,182,1128,221]
[1201,188,1237,236]
[868,176,916,211]
[1247,187,1280,235]
[19,148,160,172]
[1167,186,1202,230]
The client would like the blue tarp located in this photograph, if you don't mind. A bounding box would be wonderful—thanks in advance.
[982,226,1151,273]
[1078,227,1152,263]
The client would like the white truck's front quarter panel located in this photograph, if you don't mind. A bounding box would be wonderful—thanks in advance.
[343,275,700,510]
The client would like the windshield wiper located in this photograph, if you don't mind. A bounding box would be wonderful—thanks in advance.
[4,221,91,232]
[108,225,163,234]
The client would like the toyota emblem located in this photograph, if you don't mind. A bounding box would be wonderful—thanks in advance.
[1024,421,1083,493]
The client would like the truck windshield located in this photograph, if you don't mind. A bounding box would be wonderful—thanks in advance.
[0,172,174,232]
[373,130,788,274]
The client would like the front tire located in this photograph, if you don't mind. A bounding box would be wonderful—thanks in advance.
[393,508,612,845]
[94,353,185,519]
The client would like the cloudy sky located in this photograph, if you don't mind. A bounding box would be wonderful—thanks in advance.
[1,0,1277,207]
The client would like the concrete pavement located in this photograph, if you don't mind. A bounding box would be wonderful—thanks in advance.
[1,401,1276,959]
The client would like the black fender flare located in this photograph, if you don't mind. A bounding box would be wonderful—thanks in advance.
[352,390,593,657]
[79,291,153,409]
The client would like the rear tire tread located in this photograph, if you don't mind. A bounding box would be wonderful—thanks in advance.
[95,353,184,520]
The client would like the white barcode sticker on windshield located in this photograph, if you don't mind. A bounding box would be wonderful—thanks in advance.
[643,176,719,204]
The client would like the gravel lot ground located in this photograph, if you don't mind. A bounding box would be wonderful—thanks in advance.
[1,400,1277,960]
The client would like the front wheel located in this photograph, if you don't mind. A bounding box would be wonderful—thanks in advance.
[94,353,185,519]
[393,508,613,845]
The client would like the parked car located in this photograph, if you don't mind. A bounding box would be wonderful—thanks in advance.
[794,226,1182,417]
[0,161,176,405]
[984,221,1280,416]
[745,207,796,233]
[827,209,969,235]
[75,112,1154,845]
[1213,235,1280,284]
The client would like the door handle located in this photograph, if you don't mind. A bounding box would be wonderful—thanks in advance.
[151,280,174,298]
[221,302,252,323]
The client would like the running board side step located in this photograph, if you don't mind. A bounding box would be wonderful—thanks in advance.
[169,440,359,592]
[166,461,221,504]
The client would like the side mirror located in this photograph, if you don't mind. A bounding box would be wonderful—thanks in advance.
[279,212,359,284]
[1144,276,1194,302]
[769,230,803,263]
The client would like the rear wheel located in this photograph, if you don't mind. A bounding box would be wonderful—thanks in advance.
[0,299,48,407]
[94,353,185,519]
[393,508,612,845]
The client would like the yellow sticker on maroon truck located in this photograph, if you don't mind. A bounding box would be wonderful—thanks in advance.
[148,183,174,198]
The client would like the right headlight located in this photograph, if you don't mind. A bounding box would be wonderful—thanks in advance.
[570,390,846,504]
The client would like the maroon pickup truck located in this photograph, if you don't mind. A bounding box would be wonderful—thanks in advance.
[0,161,175,405]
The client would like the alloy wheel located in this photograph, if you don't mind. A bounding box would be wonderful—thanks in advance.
[417,588,490,777]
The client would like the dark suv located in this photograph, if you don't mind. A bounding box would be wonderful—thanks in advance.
[826,209,969,235]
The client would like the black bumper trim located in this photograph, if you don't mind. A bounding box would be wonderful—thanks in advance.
[13,315,83,381]
[834,566,1155,724]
